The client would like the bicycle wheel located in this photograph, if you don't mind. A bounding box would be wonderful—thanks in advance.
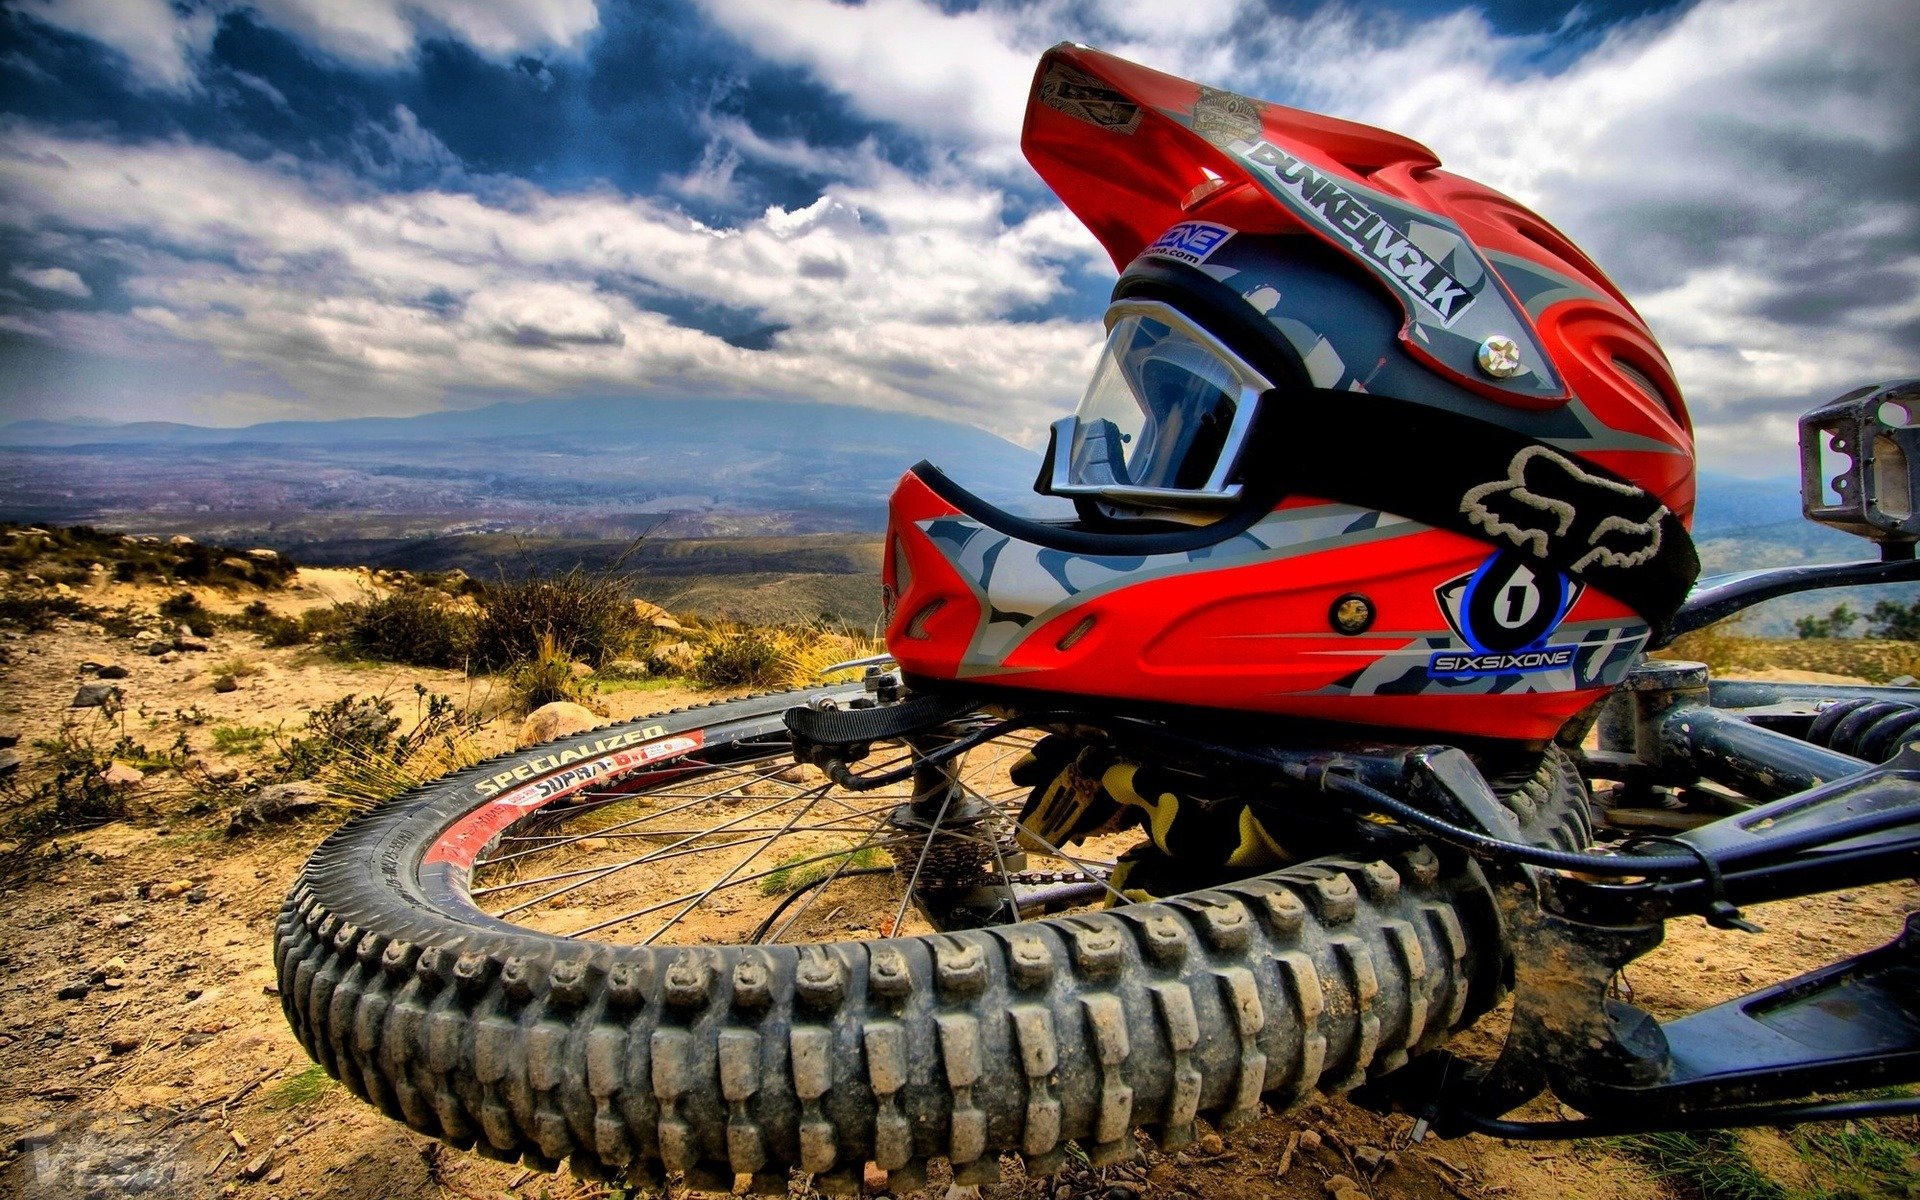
[275,685,1583,1192]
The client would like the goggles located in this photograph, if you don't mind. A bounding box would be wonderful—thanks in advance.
[1046,300,1268,509]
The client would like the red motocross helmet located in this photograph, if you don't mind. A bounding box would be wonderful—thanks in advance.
[882,45,1698,743]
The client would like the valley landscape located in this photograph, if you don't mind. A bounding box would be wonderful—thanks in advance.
[2,397,1911,638]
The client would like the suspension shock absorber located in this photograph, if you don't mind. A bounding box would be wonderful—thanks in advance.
[1805,697,1920,762]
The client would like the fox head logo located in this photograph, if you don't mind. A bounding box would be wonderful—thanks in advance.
[1462,446,1667,573]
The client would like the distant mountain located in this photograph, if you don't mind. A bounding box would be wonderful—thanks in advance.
[0,395,1050,536]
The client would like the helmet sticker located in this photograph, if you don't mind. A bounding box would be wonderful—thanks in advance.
[1426,550,1594,680]
[1144,221,1236,267]
[1161,94,1568,401]
[1244,142,1476,325]
[1037,61,1142,134]
[1462,445,1669,572]
[1439,549,1579,652]
[918,503,1417,676]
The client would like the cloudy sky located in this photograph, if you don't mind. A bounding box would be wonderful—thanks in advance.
[0,0,1914,477]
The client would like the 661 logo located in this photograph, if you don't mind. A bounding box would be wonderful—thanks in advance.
[1429,550,1582,678]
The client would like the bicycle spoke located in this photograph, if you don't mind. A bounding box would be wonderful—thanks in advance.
[468,711,1118,947]
[496,788,826,917]
[892,786,954,937]
[562,828,883,939]
[633,786,834,945]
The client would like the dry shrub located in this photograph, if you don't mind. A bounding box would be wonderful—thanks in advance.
[508,632,604,713]
[471,568,643,670]
[274,686,487,808]
[693,622,883,690]
[332,588,475,667]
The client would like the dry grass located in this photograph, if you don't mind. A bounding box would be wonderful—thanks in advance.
[687,621,882,689]
[1657,628,1920,682]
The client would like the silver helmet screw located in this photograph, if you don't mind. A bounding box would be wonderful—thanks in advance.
[1476,334,1523,378]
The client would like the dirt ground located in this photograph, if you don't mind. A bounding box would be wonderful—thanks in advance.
[0,572,1914,1200]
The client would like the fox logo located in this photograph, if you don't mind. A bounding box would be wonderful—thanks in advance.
[1462,446,1667,573]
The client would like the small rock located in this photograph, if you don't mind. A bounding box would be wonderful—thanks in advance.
[168,534,195,546]
[185,988,202,1001]
[0,749,19,779]
[239,1152,272,1181]
[72,682,123,709]
[57,982,91,1001]
[43,1023,66,1040]
[158,650,180,663]
[1297,1128,1322,1151]
[862,1161,888,1193]
[109,1034,140,1055]
[96,663,130,680]
[1355,1145,1388,1170]
[568,660,594,678]
[1323,1176,1359,1197]
[97,761,145,788]
[110,913,137,929]
[517,701,600,748]
[153,879,195,899]
[265,1167,284,1185]
[245,548,279,562]
[648,639,699,674]
[1147,1164,1179,1188]
[185,886,208,904]
[174,637,209,653]
[226,782,331,835]
[211,674,238,693]
[1197,1132,1225,1156]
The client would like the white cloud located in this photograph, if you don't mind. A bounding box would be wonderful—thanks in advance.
[15,0,600,92]
[0,125,1100,434]
[246,0,600,70]
[16,0,218,91]
[696,0,1039,167]
[693,0,1919,476]
[10,265,91,298]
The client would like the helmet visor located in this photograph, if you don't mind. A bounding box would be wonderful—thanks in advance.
[1050,300,1267,508]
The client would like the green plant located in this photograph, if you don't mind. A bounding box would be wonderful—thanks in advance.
[0,716,187,881]
[211,654,263,679]
[1789,1112,1920,1199]
[211,723,273,755]
[1610,1131,1785,1200]
[471,566,644,670]
[1868,598,1920,641]
[1797,604,1862,639]
[758,845,887,896]
[265,1063,335,1110]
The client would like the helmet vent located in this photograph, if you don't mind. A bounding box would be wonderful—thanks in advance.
[903,599,946,640]
[1613,356,1680,421]
[1056,616,1096,651]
